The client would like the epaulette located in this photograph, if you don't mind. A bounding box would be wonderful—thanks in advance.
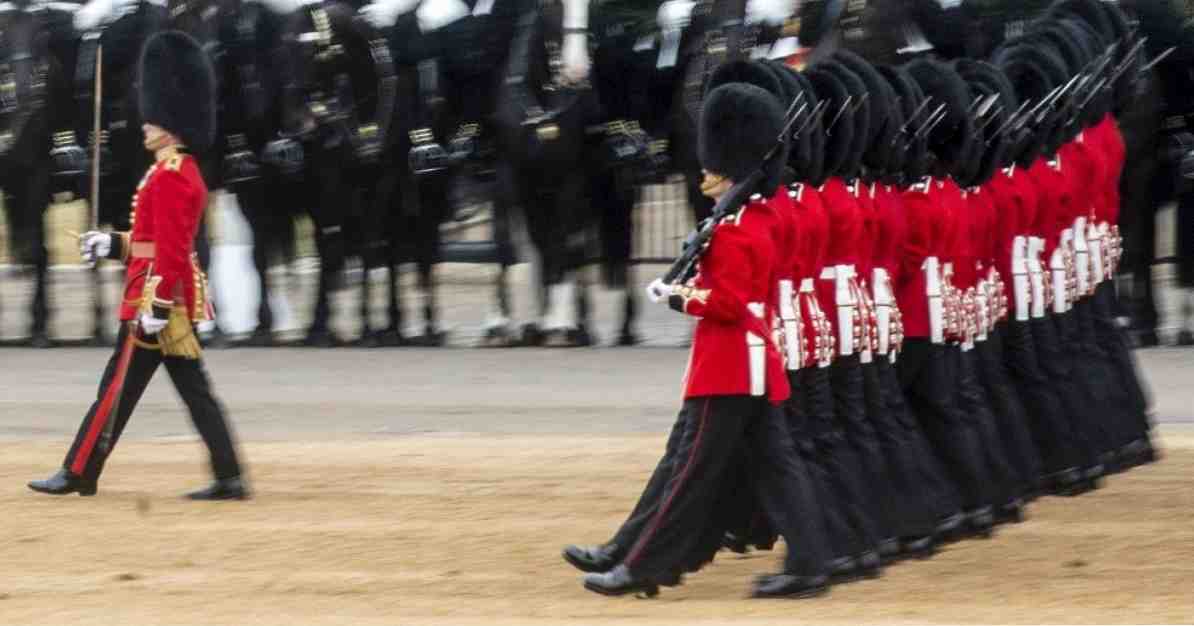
[164,154,185,172]
[910,176,932,194]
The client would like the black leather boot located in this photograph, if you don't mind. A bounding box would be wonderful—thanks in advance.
[28,469,96,496]
[185,477,249,501]
[563,543,622,573]
[583,565,659,598]
[751,573,830,599]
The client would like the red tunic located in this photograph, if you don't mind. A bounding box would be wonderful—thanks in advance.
[896,178,950,339]
[854,184,879,283]
[788,184,832,366]
[765,185,800,287]
[1026,157,1073,260]
[1059,138,1099,222]
[964,186,997,286]
[1091,114,1125,225]
[675,199,791,404]
[871,184,906,281]
[793,184,830,282]
[985,168,1031,289]
[110,152,209,322]
[818,177,864,267]
[815,178,865,345]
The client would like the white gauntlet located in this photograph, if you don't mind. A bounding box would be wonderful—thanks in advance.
[358,0,420,29]
[79,231,111,268]
[416,0,469,32]
[73,0,139,33]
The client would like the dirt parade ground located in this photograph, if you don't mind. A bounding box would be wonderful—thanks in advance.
[1,348,1192,625]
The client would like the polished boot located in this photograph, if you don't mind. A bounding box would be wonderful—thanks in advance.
[583,565,659,598]
[563,543,622,573]
[185,477,249,501]
[751,573,830,599]
[901,536,936,560]
[28,469,96,496]
[996,499,1026,525]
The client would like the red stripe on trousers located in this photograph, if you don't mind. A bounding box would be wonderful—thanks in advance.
[70,337,136,475]
[624,397,712,568]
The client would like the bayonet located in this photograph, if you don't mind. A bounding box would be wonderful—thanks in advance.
[825,95,853,137]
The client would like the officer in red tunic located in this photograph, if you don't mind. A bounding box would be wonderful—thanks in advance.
[28,31,248,501]
[577,79,830,600]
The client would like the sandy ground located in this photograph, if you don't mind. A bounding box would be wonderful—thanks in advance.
[0,432,1190,626]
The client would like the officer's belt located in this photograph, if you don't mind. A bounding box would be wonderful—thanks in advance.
[130,241,157,259]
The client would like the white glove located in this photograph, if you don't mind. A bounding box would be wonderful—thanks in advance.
[646,279,676,304]
[359,0,420,29]
[657,0,696,30]
[138,311,168,336]
[79,231,111,268]
[416,0,470,32]
[745,0,793,26]
[562,32,591,84]
[73,0,139,33]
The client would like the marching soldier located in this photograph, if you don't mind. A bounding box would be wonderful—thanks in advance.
[27,30,249,500]
[574,76,831,600]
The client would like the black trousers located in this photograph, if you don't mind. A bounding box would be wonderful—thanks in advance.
[62,325,243,483]
[621,396,830,580]
[1032,314,1100,471]
[1003,318,1080,476]
[897,340,995,511]
[807,363,881,557]
[793,366,871,561]
[864,357,945,539]
[1092,281,1152,446]
[954,345,1017,508]
[1067,299,1121,460]
[877,355,962,524]
[975,326,1043,495]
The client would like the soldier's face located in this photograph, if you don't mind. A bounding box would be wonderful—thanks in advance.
[700,170,733,199]
[142,124,178,152]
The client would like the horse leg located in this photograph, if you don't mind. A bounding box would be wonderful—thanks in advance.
[29,165,53,348]
[480,161,519,346]
[540,174,590,347]
[414,170,449,346]
[236,178,276,346]
[596,164,640,346]
[380,173,410,346]
[302,167,346,347]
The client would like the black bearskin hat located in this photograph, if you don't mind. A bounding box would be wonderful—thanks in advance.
[1055,17,1111,125]
[703,60,791,191]
[955,59,1017,186]
[787,66,828,186]
[878,63,927,181]
[834,49,898,176]
[698,82,787,193]
[706,60,784,102]
[138,30,217,153]
[803,65,855,181]
[815,59,869,180]
[905,0,973,59]
[765,61,815,185]
[1096,1,1138,114]
[992,42,1067,166]
[903,58,976,176]
[1047,0,1114,44]
[1049,0,1138,113]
